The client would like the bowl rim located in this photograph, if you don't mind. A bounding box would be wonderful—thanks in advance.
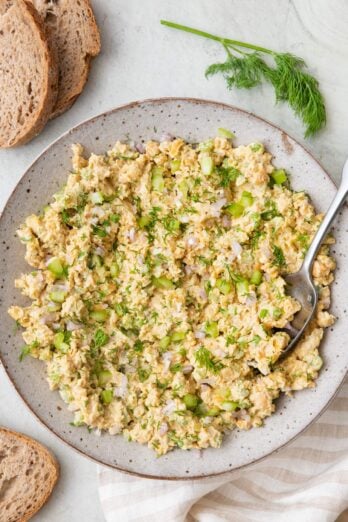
[1,96,346,480]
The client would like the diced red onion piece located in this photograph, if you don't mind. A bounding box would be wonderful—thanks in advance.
[232,240,242,256]
[114,374,128,398]
[159,422,168,436]
[135,142,145,153]
[182,365,194,374]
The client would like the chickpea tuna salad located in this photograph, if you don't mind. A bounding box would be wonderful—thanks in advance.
[8,131,336,455]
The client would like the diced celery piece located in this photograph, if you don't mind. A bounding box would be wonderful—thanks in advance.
[47,258,65,278]
[90,309,109,322]
[236,279,249,295]
[152,276,175,290]
[151,167,165,192]
[138,215,151,228]
[250,143,264,153]
[47,302,61,312]
[183,393,199,410]
[273,307,283,319]
[217,127,235,139]
[206,407,220,416]
[225,202,244,217]
[250,270,262,286]
[204,321,219,338]
[271,169,287,185]
[88,254,103,269]
[216,278,232,295]
[259,308,269,319]
[114,303,126,316]
[159,336,171,350]
[195,403,208,416]
[221,400,239,412]
[53,332,69,353]
[101,389,113,404]
[199,155,214,175]
[166,218,180,232]
[49,290,66,303]
[240,191,254,208]
[171,331,186,342]
[110,262,120,278]
[170,159,181,172]
[98,370,112,386]
[198,139,214,152]
[90,191,104,205]
[178,179,189,197]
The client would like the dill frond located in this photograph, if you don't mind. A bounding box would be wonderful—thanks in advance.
[161,20,326,138]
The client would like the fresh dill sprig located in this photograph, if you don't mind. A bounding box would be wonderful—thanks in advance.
[161,20,326,137]
[195,346,224,373]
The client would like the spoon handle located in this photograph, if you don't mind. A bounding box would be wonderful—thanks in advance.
[303,159,348,274]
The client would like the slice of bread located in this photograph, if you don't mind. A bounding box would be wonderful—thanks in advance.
[0,0,58,148]
[0,427,59,522]
[31,0,101,118]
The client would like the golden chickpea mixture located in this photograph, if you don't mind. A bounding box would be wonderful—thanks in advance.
[9,133,335,454]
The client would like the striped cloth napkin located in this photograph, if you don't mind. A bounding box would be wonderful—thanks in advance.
[98,378,348,522]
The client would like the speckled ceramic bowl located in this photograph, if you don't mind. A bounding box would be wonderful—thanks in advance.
[0,98,347,479]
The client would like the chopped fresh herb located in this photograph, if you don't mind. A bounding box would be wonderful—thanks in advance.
[93,329,109,349]
[19,340,39,362]
[195,346,224,373]
[114,302,128,316]
[110,213,120,223]
[261,200,281,221]
[92,225,107,238]
[163,216,181,233]
[138,368,151,382]
[272,245,286,269]
[134,339,144,353]
[170,363,183,373]
[216,165,241,187]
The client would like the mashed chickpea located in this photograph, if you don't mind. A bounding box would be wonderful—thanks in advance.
[9,135,335,454]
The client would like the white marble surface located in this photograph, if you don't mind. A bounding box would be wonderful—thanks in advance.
[1,0,348,520]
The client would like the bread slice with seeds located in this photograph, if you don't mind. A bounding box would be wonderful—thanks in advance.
[31,0,101,118]
[0,427,59,522]
[0,0,58,148]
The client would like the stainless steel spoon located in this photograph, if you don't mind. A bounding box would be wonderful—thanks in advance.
[280,159,348,357]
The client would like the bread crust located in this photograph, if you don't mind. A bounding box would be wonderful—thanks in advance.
[31,0,101,119]
[0,427,59,522]
[0,0,58,148]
